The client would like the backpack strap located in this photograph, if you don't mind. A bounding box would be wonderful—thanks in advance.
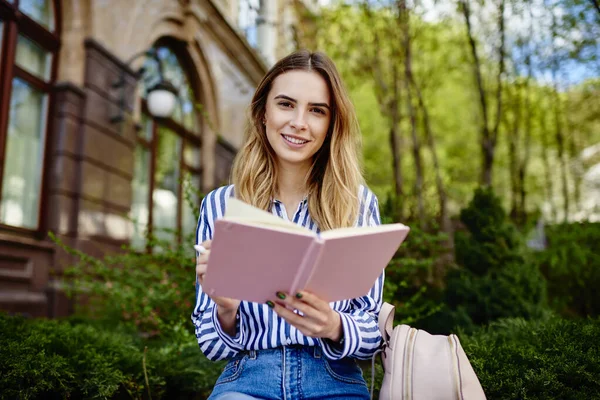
[371,302,395,399]
[378,302,395,343]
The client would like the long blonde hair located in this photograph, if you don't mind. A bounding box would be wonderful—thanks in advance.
[231,50,363,231]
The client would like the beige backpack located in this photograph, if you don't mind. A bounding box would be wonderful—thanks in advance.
[372,302,487,400]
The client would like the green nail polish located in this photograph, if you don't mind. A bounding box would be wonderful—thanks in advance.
[276,292,286,300]
[295,292,303,299]
[266,300,275,308]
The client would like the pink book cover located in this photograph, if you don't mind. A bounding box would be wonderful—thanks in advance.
[202,219,410,303]
[304,227,409,302]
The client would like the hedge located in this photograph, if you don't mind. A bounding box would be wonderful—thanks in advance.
[0,313,222,399]
[462,315,600,399]
[2,312,599,399]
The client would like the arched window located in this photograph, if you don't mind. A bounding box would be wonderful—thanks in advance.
[131,40,202,249]
[0,0,60,230]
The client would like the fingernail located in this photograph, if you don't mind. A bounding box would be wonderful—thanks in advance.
[295,292,303,299]
[266,300,275,308]
[276,292,286,300]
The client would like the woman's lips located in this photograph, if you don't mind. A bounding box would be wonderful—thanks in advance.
[282,134,309,147]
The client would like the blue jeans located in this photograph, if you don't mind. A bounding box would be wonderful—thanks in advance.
[208,345,370,400]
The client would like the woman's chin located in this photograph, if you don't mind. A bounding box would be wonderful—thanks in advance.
[275,150,313,167]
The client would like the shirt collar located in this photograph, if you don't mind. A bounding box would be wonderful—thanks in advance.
[271,196,309,206]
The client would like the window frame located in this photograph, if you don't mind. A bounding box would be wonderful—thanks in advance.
[138,105,203,250]
[135,40,203,251]
[0,0,61,236]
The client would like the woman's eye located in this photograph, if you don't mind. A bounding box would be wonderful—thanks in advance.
[311,108,325,115]
[279,102,293,108]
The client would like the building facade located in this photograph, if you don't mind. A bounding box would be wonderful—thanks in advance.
[0,0,307,317]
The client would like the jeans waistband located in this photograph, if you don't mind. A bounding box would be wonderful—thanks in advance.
[245,345,322,360]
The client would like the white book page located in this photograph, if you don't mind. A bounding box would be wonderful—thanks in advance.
[224,197,310,233]
[319,223,409,240]
[220,218,316,236]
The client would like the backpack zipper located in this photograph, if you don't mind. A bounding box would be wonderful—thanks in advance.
[448,335,463,400]
[403,327,417,400]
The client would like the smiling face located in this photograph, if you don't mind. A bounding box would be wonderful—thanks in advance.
[263,70,332,171]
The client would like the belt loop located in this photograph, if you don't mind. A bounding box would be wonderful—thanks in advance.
[314,345,321,359]
[249,350,257,360]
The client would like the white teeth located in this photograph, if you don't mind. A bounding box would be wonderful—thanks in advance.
[283,135,308,145]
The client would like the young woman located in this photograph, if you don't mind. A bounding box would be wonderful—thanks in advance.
[192,50,383,400]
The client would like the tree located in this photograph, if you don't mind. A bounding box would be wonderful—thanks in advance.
[294,0,599,226]
[459,0,506,187]
[549,5,571,222]
[400,0,427,229]
[589,0,600,15]
[539,90,558,221]
[502,0,536,224]
[305,3,459,227]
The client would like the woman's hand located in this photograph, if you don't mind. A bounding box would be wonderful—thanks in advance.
[268,291,343,343]
[196,240,240,335]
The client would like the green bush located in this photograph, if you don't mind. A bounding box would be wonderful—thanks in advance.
[31,182,224,398]
[534,221,600,317]
[383,226,448,326]
[0,313,222,399]
[445,261,547,327]
[427,188,548,333]
[455,187,526,276]
[0,313,138,399]
[462,315,600,399]
[53,230,198,339]
[380,193,449,326]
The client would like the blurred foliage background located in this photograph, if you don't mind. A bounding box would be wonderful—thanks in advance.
[1,0,599,398]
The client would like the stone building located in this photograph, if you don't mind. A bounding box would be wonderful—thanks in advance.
[0,0,311,317]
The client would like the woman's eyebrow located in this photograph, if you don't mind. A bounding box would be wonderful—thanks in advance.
[274,94,330,110]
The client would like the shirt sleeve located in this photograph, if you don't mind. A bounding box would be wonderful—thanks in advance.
[320,191,384,360]
[191,189,248,361]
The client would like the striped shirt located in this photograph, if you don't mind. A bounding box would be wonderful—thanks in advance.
[191,184,384,361]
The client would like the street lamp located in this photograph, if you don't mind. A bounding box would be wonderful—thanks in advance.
[111,48,178,124]
[145,80,178,118]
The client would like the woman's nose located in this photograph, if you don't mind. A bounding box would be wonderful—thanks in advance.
[290,110,307,130]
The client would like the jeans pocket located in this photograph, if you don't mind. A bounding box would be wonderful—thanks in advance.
[322,357,366,385]
[214,355,248,386]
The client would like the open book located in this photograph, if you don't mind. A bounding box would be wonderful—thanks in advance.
[201,198,410,303]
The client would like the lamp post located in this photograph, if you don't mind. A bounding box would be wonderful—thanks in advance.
[111,48,178,124]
